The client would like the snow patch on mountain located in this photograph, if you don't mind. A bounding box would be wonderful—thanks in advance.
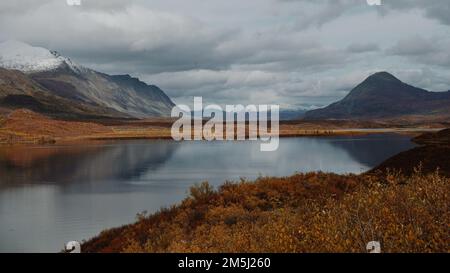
[0,40,83,73]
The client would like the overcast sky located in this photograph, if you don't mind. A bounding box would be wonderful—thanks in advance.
[1,0,449,108]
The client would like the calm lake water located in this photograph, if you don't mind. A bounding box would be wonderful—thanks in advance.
[0,135,415,252]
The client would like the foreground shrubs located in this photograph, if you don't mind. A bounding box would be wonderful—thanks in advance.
[82,171,449,253]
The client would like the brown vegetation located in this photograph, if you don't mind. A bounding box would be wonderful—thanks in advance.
[82,170,449,253]
[0,109,111,144]
[1,109,441,145]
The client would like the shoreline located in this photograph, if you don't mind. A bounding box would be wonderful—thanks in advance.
[80,128,449,253]
[0,127,443,146]
[81,164,449,253]
[1,124,448,252]
[1,109,447,146]
[87,128,437,142]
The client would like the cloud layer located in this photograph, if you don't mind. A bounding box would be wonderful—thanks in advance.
[1,0,449,108]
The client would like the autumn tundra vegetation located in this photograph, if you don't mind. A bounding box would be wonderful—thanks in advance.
[1,108,448,253]
[80,129,450,253]
[81,168,449,253]
[80,128,450,253]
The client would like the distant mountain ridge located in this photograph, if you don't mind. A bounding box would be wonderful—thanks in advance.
[304,72,450,120]
[0,68,126,119]
[0,41,174,118]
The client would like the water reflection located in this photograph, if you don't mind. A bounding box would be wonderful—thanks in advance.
[0,141,179,188]
[326,134,415,167]
[0,135,415,252]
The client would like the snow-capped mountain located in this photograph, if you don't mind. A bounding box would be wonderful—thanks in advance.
[0,40,82,73]
[0,41,175,118]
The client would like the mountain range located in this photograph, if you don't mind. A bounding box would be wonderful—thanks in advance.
[0,41,174,119]
[1,41,449,122]
[304,72,450,121]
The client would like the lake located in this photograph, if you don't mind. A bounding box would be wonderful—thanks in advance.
[0,134,415,252]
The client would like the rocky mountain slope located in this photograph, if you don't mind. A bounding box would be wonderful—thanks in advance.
[0,41,174,119]
[304,72,450,120]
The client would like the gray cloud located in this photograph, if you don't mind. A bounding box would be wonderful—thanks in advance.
[381,0,450,26]
[347,43,380,53]
[388,36,438,56]
[0,0,449,109]
[388,36,450,68]
[279,0,450,28]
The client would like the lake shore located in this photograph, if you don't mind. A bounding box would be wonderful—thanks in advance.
[82,168,449,253]
[81,129,449,253]
[0,109,445,145]
[1,112,448,252]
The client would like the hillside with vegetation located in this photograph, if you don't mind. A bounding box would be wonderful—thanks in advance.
[81,128,450,253]
[82,169,448,253]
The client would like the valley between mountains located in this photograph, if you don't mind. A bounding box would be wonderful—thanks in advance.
[1,41,449,145]
[0,41,449,253]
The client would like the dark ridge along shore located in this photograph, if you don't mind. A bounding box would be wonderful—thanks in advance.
[370,129,450,177]
[81,129,450,253]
